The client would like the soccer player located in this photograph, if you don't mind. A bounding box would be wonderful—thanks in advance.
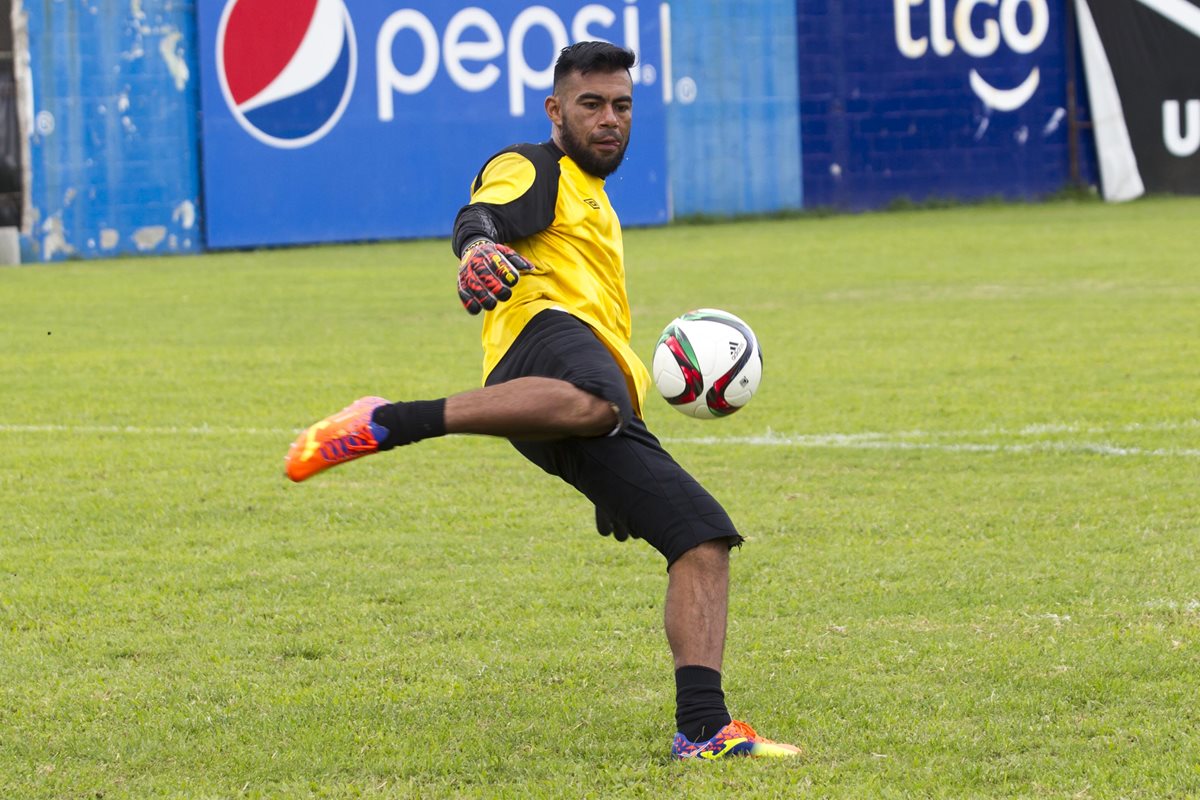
[285,41,800,761]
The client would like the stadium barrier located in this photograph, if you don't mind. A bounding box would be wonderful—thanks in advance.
[8,0,1139,262]
[12,0,201,262]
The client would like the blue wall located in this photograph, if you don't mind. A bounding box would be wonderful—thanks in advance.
[20,0,201,261]
[16,0,1098,261]
[666,0,803,217]
[798,0,1090,209]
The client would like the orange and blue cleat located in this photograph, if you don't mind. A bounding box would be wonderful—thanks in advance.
[671,719,802,760]
[285,396,391,482]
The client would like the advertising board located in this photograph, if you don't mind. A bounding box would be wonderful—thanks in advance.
[800,0,1079,207]
[197,0,671,248]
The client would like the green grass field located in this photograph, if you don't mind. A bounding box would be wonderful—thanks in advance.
[2,197,1199,798]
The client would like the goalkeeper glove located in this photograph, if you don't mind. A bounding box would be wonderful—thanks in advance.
[457,238,534,315]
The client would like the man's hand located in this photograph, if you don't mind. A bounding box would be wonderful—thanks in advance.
[596,506,637,542]
[457,239,534,315]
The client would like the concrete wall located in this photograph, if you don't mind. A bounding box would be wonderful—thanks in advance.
[666,0,804,217]
[16,0,201,261]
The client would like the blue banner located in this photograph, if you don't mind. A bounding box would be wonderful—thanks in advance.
[196,0,671,248]
[799,0,1080,208]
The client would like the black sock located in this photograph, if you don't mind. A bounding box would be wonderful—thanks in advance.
[370,399,447,450]
[675,665,732,742]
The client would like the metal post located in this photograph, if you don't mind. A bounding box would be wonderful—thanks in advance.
[1064,0,1084,190]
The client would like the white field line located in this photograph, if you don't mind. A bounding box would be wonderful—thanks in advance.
[1143,599,1200,612]
[665,435,1200,458]
[0,424,289,436]
[1,420,1199,458]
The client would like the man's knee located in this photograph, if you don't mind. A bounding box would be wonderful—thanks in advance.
[670,539,732,574]
[572,390,622,437]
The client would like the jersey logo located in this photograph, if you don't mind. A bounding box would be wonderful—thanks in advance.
[583,198,601,210]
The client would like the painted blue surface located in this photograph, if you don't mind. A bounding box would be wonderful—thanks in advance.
[22,0,202,261]
[797,0,1092,209]
[666,1,803,217]
[195,0,671,249]
[17,0,1105,260]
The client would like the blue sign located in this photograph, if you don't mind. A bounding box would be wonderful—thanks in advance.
[799,0,1079,208]
[196,0,671,248]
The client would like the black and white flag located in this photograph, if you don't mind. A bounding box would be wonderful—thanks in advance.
[1075,0,1200,199]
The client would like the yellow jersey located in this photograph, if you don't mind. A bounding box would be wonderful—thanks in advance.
[452,141,652,416]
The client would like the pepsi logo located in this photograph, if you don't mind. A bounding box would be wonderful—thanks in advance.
[216,0,358,148]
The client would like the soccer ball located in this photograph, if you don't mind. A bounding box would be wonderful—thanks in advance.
[652,309,763,419]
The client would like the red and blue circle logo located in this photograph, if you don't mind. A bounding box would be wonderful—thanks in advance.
[216,0,357,149]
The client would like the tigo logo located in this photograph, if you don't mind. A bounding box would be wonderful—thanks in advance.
[894,0,1049,111]
[217,0,358,148]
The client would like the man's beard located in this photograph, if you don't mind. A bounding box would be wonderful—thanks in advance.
[559,117,629,179]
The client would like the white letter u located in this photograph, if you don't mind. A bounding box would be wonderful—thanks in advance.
[1164,99,1200,157]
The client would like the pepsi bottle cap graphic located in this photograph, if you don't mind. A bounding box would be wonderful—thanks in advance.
[217,0,357,149]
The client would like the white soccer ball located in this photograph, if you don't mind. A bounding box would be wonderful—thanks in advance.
[652,308,763,419]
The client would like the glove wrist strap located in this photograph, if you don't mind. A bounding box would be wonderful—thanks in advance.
[461,238,493,258]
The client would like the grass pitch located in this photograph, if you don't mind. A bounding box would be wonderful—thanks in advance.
[2,197,1199,798]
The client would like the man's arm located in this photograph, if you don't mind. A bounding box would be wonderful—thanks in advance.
[452,206,502,259]
[451,144,561,314]
[452,143,561,256]
[456,146,568,316]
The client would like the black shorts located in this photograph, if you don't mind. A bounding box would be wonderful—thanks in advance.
[485,309,744,568]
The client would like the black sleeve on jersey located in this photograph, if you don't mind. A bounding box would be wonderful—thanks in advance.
[451,142,562,257]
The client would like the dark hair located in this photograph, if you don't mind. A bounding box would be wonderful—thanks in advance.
[553,41,636,90]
